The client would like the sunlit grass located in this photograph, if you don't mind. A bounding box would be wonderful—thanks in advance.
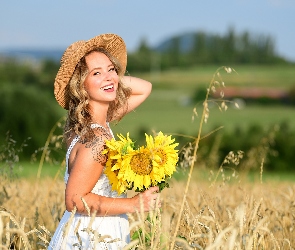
[14,161,295,183]
[2,169,294,249]
[15,161,64,179]
[113,94,295,137]
[135,64,295,90]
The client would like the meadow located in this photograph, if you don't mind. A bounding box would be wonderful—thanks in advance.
[1,64,295,249]
[113,64,295,136]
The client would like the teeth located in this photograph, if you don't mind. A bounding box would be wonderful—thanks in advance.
[101,85,113,90]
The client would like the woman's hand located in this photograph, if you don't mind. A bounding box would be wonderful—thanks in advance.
[122,76,152,114]
[132,186,161,212]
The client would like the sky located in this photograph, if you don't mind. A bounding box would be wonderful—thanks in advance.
[1,0,295,61]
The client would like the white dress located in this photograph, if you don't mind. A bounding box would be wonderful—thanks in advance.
[48,124,130,250]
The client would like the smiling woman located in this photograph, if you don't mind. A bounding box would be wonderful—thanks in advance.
[48,33,157,250]
[77,49,122,126]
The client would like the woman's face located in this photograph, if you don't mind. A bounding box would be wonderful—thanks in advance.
[84,51,119,107]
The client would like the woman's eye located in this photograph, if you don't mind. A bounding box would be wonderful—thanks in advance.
[93,71,100,75]
[109,67,115,72]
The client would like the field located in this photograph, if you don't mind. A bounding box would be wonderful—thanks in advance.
[112,64,295,137]
[112,98,295,138]
[135,64,295,90]
[1,171,295,249]
[1,64,295,249]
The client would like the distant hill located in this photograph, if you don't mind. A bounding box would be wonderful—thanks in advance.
[0,49,64,62]
[154,32,198,53]
[153,30,289,63]
[0,30,291,64]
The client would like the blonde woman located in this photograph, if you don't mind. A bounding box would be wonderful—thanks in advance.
[48,34,160,249]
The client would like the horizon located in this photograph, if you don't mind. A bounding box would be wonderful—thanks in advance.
[1,30,293,63]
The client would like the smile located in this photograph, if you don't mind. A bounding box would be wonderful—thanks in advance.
[100,84,114,91]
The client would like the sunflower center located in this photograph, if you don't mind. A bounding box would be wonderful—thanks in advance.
[157,149,167,164]
[130,153,153,175]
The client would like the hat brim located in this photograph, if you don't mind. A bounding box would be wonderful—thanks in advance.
[54,33,127,110]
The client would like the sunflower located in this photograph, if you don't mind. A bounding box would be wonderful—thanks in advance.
[104,132,179,194]
[103,133,135,194]
[117,146,153,192]
[145,132,179,185]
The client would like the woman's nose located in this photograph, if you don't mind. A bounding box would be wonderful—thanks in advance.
[104,71,112,80]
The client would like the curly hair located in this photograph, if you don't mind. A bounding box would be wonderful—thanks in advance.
[64,47,131,142]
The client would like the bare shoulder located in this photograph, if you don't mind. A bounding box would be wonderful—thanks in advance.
[78,127,112,163]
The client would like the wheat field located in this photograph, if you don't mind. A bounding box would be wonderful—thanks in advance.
[1,172,295,249]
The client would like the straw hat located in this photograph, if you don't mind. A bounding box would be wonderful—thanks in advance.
[54,33,127,109]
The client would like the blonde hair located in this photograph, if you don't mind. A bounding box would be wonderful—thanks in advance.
[64,47,131,142]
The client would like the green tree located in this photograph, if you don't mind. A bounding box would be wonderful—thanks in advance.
[0,84,62,159]
[127,38,152,72]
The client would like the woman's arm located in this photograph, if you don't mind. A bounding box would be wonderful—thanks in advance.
[65,132,160,216]
[122,76,152,114]
[66,186,159,216]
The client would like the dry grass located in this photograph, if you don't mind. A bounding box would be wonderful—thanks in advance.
[0,177,64,249]
[0,176,294,249]
[162,179,295,249]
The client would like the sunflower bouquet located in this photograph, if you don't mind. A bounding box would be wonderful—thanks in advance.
[103,132,179,195]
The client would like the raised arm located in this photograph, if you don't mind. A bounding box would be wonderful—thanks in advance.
[122,76,152,113]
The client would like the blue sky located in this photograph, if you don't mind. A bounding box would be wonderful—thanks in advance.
[1,0,295,61]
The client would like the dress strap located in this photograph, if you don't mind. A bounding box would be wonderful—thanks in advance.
[91,122,114,138]
[66,135,80,160]
[64,135,79,183]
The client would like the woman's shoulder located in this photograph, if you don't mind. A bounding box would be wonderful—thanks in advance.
[75,126,110,162]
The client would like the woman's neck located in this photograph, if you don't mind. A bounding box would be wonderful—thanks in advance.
[89,102,109,127]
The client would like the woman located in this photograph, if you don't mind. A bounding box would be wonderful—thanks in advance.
[48,33,160,249]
